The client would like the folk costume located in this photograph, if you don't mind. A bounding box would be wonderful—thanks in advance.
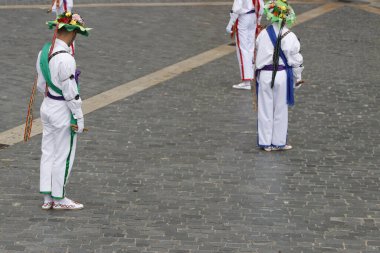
[37,12,91,210]
[226,0,264,90]
[255,0,304,151]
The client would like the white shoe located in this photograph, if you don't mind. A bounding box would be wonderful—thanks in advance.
[41,202,53,210]
[262,146,272,152]
[272,145,293,151]
[232,82,251,90]
[53,198,84,210]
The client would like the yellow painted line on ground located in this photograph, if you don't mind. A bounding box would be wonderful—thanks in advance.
[0,0,327,10]
[81,45,236,115]
[354,4,380,16]
[296,2,343,24]
[0,2,342,147]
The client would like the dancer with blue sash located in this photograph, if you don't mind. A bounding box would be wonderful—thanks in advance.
[36,12,91,210]
[255,0,304,151]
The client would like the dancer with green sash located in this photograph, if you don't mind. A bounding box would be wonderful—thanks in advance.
[36,12,91,210]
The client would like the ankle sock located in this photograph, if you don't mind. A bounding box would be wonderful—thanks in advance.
[55,197,71,205]
[43,195,53,203]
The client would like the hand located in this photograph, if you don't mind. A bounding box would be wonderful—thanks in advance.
[226,26,233,34]
[74,69,81,84]
[226,13,238,35]
[75,117,84,133]
[47,7,52,13]
[295,80,305,89]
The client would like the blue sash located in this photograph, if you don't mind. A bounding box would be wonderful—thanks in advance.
[266,25,294,106]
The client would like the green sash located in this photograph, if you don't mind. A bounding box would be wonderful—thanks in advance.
[40,43,63,96]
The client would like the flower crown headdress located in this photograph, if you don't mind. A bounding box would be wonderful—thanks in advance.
[264,0,296,27]
[47,12,92,36]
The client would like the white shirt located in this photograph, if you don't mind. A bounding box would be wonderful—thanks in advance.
[256,23,304,81]
[36,39,78,100]
[232,0,264,15]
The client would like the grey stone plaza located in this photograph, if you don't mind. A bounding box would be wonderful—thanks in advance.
[0,0,379,252]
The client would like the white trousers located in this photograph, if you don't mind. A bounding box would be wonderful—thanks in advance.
[40,98,77,199]
[257,70,288,147]
[235,13,256,81]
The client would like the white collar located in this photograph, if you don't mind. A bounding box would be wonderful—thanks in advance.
[271,22,289,33]
[55,39,71,52]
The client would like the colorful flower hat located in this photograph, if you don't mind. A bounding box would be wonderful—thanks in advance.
[264,0,296,27]
[47,12,92,36]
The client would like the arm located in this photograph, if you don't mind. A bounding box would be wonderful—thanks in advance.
[282,32,304,85]
[226,11,238,34]
[36,52,47,94]
[231,0,245,14]
[226,0,241,33]
[59,56,84,132]
[47,0,55,12]
[257,0,265,24]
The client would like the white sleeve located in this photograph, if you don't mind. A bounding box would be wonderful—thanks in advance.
[257,15,262,25]
[254,32,267,69]
[58,56,78,101]
[36,51,46,94]
[66,96,83,119]
[255,32,262,53]
[282,32,304,81]
[232,0,244,14]
[58,56,84,119]
[227,11,238,30]
[257,0,265,17]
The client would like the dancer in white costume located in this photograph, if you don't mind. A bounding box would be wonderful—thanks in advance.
[37,12,91,210]
[255,0,304,151]
[49,0,73,16]
[226,0,264,90]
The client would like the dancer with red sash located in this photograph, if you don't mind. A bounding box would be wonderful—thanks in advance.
[255,0,304,151]
[36,12,91,210]
[49,0,73,17]
[226,0,264,90]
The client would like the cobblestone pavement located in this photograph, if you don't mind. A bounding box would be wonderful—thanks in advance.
[0,1,380,253]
